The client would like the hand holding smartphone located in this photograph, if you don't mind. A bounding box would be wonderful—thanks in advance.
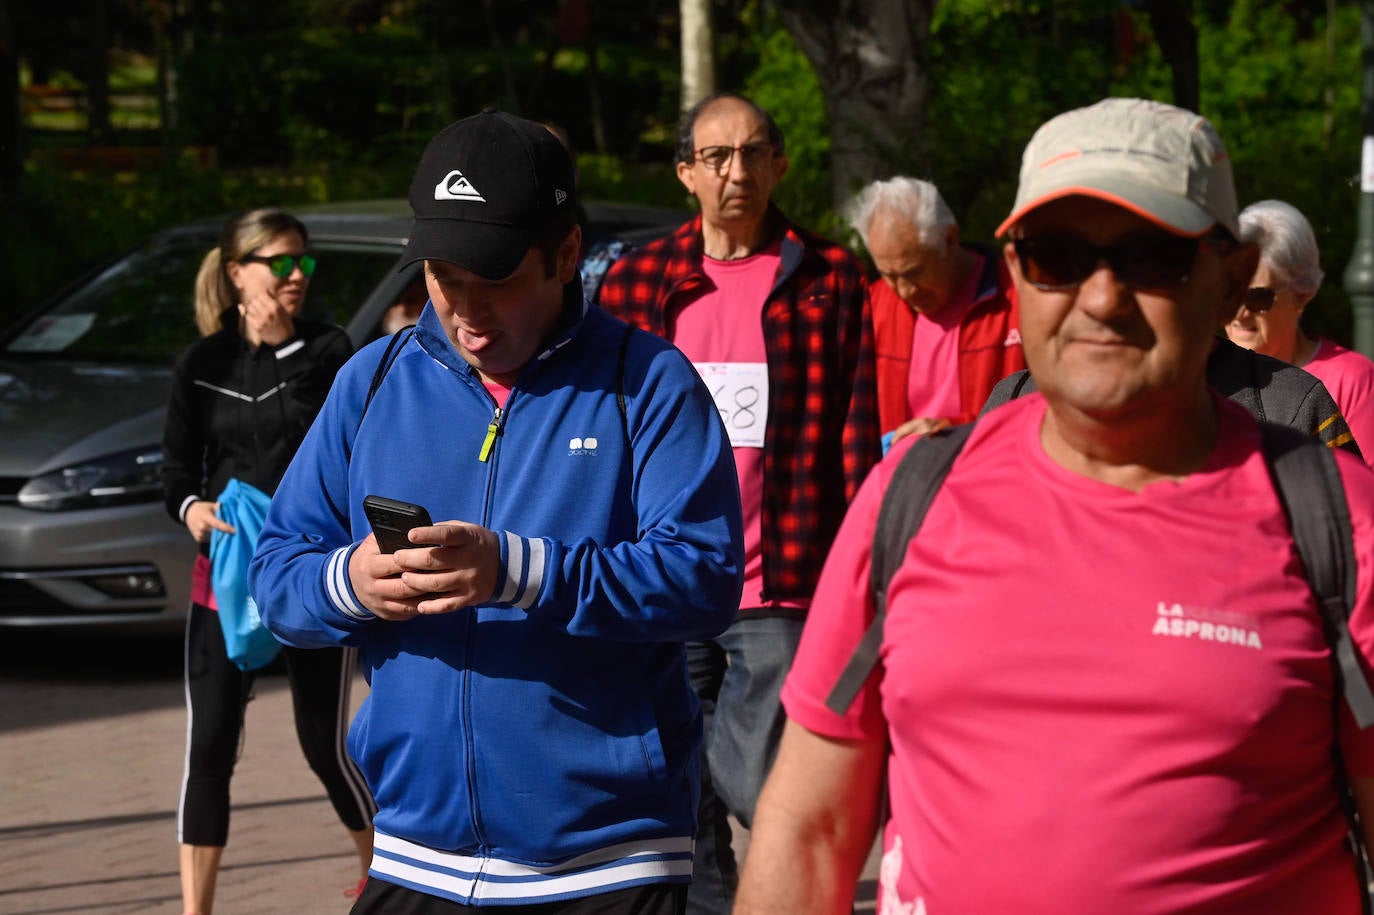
[363,494,434,553]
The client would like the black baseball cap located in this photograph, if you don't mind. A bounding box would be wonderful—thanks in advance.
[399,109,577,280]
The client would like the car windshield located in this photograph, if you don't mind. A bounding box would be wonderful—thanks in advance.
[4,233,401,362]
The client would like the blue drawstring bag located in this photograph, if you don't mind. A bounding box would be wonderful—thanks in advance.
[209,478,282,671]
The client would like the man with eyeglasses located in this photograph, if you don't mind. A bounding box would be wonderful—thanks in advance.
[596,92,880,914]
[735,98,1374,915]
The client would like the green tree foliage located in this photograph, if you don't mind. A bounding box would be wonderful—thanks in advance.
[3,0,1367,347]
[745,25,835,235]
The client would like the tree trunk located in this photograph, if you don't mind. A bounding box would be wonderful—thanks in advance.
[152,0,179,156]
[586,30,607,154]
[0,0,19,202]
[1144,0,1199,113]
[775,0,934,212]
[680,0,715,112]
[86,0,113,145]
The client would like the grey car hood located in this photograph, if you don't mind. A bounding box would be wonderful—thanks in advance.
[0,359,172,477]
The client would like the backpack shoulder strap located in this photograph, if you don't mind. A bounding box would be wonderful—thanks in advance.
[824,422,975,715]
[1258,421,1374,728]
[361,328,414,422]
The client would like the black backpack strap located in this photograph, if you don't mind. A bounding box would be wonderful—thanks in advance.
[824,422,975,715]
[1260,420,1374,911]
[1259,421,1374,729]
[361,328,414,422]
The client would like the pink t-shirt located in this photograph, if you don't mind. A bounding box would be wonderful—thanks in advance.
[905,250,984,420]
[673,242,802,611]
[1305,338,1374,464]
[783,393,1374,914]
[482,379,511,409]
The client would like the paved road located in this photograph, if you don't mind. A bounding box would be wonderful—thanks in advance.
[0,628,372,914]
[0,628,878,914]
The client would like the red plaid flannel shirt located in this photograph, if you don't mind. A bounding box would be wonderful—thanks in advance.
[597,211,881,604]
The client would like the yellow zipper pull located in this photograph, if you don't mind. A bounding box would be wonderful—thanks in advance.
[478,408,502,462]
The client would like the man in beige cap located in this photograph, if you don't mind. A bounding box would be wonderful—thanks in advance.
[734,98,1374,914]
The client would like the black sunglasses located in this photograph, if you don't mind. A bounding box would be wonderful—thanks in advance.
[1241,286,1282,312]
[1012,232,1207,291]
[240,253,317,278]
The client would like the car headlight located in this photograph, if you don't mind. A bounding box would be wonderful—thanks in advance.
[18,447,164,511]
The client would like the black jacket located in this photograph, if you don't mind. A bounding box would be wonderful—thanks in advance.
[162,308,352,522]
[981,336,1361,458]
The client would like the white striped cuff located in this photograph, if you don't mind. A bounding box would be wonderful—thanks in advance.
[495,532,547,610]
[326,545,374,621]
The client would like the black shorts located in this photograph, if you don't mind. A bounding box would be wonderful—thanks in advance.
[350,879,687,915]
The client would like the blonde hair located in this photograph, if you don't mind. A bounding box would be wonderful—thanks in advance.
[192,208,309,336]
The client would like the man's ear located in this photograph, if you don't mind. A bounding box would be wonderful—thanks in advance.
[773,154,790,182]
[1003,240,1020,276]
[556,224,583,284]
[676,160,697,197]
[1217,241,1261,327]
[946,224,961,255]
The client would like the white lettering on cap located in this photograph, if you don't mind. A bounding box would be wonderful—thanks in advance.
[555,189,568,205]
[435,169,486,202]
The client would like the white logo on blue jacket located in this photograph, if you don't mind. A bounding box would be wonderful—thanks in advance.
[569,436,600,455]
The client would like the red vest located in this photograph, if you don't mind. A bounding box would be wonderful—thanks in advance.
[871,245,1025,431]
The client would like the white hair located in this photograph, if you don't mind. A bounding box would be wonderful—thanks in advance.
[845,177,957,250]
[1238,199,1324,297]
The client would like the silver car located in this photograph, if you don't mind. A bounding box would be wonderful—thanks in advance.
[0,198,683,630]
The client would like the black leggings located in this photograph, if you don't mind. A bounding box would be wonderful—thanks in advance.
[177,601,376,846]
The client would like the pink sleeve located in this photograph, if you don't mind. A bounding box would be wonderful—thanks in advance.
[1335,450,1374,775]
[1342,396,1374,470]
[781,445,909,741]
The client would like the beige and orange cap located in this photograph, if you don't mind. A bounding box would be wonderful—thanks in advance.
[996,97,1238,239]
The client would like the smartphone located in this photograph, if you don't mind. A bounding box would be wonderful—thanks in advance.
[362,494,434,553]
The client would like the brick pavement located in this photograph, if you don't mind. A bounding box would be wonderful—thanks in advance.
[0,631,877,915]
[0,632,369,914]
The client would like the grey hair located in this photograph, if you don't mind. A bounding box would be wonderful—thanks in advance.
[1238,199,1324,297]
[844,177,957,250]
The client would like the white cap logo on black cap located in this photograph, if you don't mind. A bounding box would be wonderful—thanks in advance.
[435,169,486,203]
[400,109,577,280]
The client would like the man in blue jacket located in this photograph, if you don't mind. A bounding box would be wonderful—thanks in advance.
[249,110,745,915]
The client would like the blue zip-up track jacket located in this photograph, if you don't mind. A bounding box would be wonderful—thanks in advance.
[249,291,744,906]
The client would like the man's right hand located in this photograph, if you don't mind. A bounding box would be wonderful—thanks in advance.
[185,500,236,543]
[349,534,428,620]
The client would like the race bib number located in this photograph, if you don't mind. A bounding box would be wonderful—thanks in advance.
[695,362,769,449]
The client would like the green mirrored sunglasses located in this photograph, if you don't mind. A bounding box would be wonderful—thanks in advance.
[240,253,317,278]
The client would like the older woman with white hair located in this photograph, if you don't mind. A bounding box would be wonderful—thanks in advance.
[1227,199,1374,457]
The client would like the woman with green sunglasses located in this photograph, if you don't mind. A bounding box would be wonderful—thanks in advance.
[164,208,373,914]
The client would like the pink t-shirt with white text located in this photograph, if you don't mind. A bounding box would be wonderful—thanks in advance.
[673,242,802,611]
[905,250,983,420]
[1305,338,1374,463]
[783,393,1374,914]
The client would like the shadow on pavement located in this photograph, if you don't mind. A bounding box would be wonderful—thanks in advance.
[0,627,290,733]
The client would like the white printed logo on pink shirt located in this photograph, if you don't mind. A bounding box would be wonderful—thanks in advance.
[878,835,928,915]
[1152,601,1263,650]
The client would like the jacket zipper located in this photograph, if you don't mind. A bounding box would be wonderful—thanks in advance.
[467,395,507,855]
[478,407,502,462]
